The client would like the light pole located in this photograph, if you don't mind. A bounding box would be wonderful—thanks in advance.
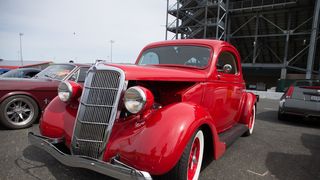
[110,40,114,63]
[19,33,23,66]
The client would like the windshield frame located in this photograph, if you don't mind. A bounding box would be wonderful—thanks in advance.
[136,44,213,70]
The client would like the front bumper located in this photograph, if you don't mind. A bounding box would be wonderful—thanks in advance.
[28,132,152,180]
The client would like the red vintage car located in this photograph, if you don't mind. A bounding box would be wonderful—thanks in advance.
[29,39,257,180]
[0,63,89,129]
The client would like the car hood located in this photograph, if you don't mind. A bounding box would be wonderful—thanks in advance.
[107,64,207,82]
[0,78,60,91]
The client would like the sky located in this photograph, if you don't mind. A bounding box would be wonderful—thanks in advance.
[0,0,170,64]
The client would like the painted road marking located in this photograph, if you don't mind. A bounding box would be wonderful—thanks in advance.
[247,170,269,177]
[264,107,277,111]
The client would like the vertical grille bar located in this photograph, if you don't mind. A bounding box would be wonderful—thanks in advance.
[71,65,125,159]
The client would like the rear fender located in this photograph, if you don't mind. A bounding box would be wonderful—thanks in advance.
[239,92,257,125]
[105,102,226,175]
[0,91,41,108]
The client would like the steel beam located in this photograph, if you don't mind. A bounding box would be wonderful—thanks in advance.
[281,13,291,79]
[165,0,169,40]
[253,14,259,63]
[216,1,221,39]
[232,7,313,17]
[175,0,179,39]
[230,16,255,36]
[242,63,284,68]
[306,0,320,79]
[229,1,297,13]
[260,15,285,33]
[203,1,208,38]
[224,0,229,41]
[230,32,311,39]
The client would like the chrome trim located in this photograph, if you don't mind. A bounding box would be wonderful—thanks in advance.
[124,86,147,114]
[28,132,152,180]
[58,81,73,102]
[71,63,126,159]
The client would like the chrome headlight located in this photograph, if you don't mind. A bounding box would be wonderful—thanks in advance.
[58,81,72,102]
[124,86,147,114]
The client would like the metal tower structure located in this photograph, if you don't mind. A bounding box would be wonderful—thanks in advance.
[166,0,320,88]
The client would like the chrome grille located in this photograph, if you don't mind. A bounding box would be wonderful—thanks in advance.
[71,65,125,159]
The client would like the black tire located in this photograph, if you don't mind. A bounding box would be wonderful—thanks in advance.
[159,129,204,180]
[0,95,39,129]
[243,105,256,137]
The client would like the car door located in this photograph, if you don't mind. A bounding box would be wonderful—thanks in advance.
[203,48,243,132]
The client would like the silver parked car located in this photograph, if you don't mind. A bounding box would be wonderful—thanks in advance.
[278,80,320,120]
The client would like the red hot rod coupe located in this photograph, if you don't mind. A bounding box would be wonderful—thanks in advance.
[29,39,257,180]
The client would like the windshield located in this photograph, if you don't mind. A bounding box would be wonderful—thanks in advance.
[0,69,23,78]
[34,64,75,80]
[138,45,212,68]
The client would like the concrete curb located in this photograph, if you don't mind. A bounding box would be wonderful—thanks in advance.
[246,90,284,100]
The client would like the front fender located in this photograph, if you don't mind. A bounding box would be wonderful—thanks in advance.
[105,102,225,175]
[40,96,78,147]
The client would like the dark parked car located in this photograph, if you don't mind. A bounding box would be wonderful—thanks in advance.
[278,80,320,120]
[0,68,9,75]
[0,68,41,78]
[0,63,90,129]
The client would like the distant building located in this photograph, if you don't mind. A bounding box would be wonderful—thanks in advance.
[0,59,52,70]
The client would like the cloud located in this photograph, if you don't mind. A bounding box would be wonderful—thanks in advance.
[0,0,168,64]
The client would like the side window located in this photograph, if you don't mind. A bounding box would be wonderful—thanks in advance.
[216,51,238,74]
[24,71,38,78]
[140,52,159,65]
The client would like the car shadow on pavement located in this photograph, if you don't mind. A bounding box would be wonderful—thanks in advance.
[265,133,320,180]
[257,111,320,129]
[20,145,115,180]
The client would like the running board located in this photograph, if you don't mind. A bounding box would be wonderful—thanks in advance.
[219,123,248,147]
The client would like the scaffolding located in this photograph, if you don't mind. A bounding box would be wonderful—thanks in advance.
[166,0,320,83]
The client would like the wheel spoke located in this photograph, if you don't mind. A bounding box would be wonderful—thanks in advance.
[6,111,15,115]
[22,103,27,108]
[18,113,24,120]
[9,114,17,120]
[14,115,20,122]
[22,108,31,112]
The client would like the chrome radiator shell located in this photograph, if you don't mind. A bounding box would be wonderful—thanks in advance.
[71,64,125,159]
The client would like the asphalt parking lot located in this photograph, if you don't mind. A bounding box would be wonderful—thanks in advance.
[0,99,319,180]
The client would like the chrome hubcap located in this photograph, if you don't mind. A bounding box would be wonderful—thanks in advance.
[5,99,34,125]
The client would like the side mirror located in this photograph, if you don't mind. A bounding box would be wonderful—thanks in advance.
[223,64,232,74]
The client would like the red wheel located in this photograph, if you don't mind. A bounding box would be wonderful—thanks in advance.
[160,130,204,180]
[187,130,204,180]
[244,105,256,136]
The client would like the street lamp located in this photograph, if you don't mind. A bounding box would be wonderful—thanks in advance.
[19,33,23,66]
[110,40,115,63]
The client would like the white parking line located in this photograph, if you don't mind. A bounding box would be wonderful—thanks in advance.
[264,107,277,111]
[247,170,269,177]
